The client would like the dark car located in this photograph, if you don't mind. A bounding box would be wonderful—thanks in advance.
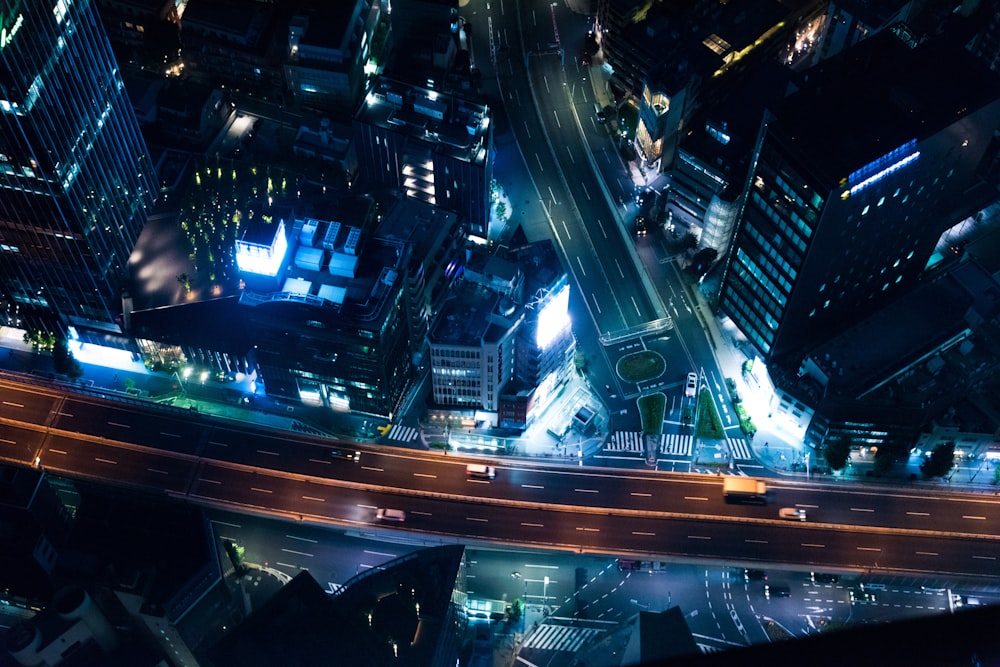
[744,569,767,581]
[617,559,642,572]
[330,448,361,462]
[811,572,840,584]
[635,216,648,237]
[765,584,791,599]
[596,111,607,124]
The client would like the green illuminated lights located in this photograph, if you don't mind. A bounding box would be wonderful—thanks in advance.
[0,12,24,50]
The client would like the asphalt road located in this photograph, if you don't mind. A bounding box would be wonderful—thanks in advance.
[476,0,747,451]
[3,378,1000,579]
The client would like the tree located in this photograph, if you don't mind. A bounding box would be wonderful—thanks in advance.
[52,337,83,379]
[872,448,894,477]
[824,435,851,471]
[223,539,247,575]
[680,232,698,251]
[690,247,718,275]
[921,441,956,478]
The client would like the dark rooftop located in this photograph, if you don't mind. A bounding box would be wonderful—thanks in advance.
[806,260,1000,397]
[772,29,1000,189]
[208,545,465,667]
[429,281,509,347]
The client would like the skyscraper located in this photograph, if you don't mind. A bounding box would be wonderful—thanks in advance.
[719,29,1000,367]
[0,0,156,337]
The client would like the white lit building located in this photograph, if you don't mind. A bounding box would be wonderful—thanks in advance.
[427,240,575,430]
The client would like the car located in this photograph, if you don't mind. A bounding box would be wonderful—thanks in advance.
[778,507,807,521]
[956,595,981,607]
[811,572,840,584]
[331,448,361,462]
[376,508,406,522]
[764,584,790,599]
[744,569,767,582]
[616,559,642,572]
[635,215,648,237]
[685,372,698,398]
[850,588,876,604]
[596,111,607,123]
[466,464,496,479]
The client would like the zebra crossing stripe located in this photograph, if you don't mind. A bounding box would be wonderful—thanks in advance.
[659,433,692,456]
[524,624,601,651]
[387,425,419,442]
[606,432,643,453]
[727,437,753,460]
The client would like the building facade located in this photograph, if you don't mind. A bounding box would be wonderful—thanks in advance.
[0,0,157,337]
[285,0,385,114]
[719,30,1000,367]
[354,77,493,239]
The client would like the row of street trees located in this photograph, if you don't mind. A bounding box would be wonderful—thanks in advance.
[822,435,958,479]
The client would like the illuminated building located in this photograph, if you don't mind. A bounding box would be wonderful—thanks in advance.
[428,254,520,417]
[427,239,574,430]
[719,30,1000,368]
[666,61,790,245]
[238,201,412,416]
[0,0,156,337]
[503,242,575,431]
[285,0,386,114]
[596,0,801,171]
[354,77,493,239]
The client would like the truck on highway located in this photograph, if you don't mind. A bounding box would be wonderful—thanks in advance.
[723,477,767,503]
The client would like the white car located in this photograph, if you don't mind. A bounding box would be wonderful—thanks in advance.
[779,507,807,521]
[466,464,496,479]
[684,372,698,398]
[376,508,406,522]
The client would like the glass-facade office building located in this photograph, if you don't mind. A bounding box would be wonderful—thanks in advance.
[720,31,1000,367]
[0,0,155,336]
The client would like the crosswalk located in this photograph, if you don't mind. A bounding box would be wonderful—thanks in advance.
[606,432,756,461]
[606,431,644,453]
[384,424,420,443]
[522,623,603,652]
[659,433,693,456]
[726,436,754,461]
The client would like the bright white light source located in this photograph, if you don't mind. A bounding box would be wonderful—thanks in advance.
[536,283,571,350]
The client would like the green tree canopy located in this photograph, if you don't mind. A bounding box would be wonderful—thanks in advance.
[52,337,82,379]
[873,448,894,477]
[921,441,956,478]
[824,435,851,471]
